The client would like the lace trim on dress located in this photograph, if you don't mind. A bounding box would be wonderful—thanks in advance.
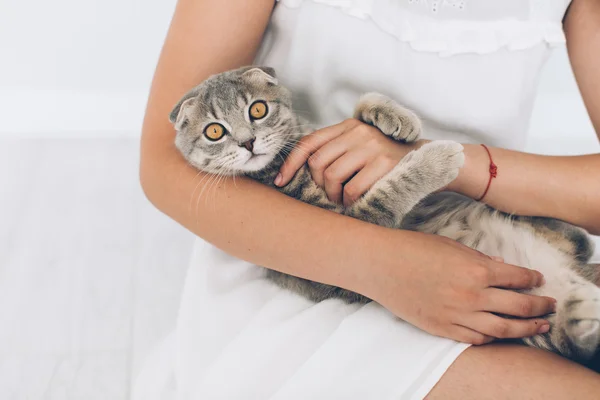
[276,0,567,56]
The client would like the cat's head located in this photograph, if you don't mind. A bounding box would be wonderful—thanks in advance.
[169,66,299,175]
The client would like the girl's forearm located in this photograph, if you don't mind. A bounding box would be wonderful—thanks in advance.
[141,142,411,294]
[448,144,600,234]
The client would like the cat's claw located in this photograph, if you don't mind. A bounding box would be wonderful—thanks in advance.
[354,92,422,143]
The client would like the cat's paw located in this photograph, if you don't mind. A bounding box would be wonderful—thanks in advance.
[353,92,421,143]
[405,140,465,192]
[563,285,600,359]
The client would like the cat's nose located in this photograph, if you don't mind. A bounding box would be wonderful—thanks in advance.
[240,138,255,152]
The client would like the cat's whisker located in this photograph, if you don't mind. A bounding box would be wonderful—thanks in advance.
[277,140,307,150]
[189,169,217,214]
[210,164,235,209]
[212,172,229,212]
[276,153,288,167]
[278,143,315,160]
[209,165,229,205]
[205,171,221,210]
[191,158,232,218]
[284,144,314,155]
[200,174,222,215]
[192,155,227,195]
[197,165,224,216]
[187,165,215,208]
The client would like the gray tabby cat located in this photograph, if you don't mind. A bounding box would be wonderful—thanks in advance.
[170,66,600,363]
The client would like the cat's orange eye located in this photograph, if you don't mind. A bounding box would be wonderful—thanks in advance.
[204,123,226,141]
[249,101,268,120]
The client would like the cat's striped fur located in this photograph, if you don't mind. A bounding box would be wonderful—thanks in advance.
[170,66,600,363]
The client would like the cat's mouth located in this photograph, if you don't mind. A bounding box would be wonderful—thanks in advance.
[243,152,273,171]
[249,152,267,158]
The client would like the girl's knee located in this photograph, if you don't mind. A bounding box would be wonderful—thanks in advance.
[427,343,600,400]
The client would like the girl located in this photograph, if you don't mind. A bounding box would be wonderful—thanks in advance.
[139,0,600,398]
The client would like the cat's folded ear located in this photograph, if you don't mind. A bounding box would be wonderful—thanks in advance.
[240,66,278,86]
[169,89,199,131]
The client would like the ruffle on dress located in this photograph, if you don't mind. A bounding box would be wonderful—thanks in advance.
[276,0,568,56]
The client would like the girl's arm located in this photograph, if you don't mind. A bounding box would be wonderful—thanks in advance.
[140,0,553,344]
[448,148,600,234]
[451,0,600,234]
[139,0,372,290]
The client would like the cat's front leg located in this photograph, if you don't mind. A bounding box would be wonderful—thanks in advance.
[345,141,464,228]
[353,93,422,143]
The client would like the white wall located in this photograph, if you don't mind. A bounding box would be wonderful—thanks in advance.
[527,47,598,154]
[0,0,177,135]
[0,0,598,152]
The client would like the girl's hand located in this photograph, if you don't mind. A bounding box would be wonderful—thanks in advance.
[276,119,421,207]
[359,231,555,344]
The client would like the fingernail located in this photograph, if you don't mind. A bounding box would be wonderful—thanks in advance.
[538,324,550,334]
[551,298,557,312]
[538,275,546,287]
[274,173,282,186]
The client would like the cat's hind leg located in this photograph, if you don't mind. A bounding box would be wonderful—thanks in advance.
[353,92,422,143]
[525,275,600,362]
[561,283,600,359]
[345,140,464,227]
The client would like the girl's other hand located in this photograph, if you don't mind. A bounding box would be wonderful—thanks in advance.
[276,119,421,207]
[358,231,556,345]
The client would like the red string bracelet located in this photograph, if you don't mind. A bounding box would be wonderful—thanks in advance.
[475,144,497,202]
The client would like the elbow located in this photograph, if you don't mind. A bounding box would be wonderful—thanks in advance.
[139,164,156,207]
[138,152,164,212]
[139,162,152,202]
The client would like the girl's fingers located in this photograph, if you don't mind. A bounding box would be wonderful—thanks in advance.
[448,324,495,345]
[276,120,358,186]
[341,155,398,207]
[487,261,545,289]
[308,133,363,188]
[460,312,550,340]
[483,288,556,318]
[321,150,370,203]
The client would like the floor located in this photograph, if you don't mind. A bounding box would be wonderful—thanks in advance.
[0,138,194,399]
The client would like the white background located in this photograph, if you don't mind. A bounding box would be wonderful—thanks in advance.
[0,0,176,136]
[0,0,599,398]
[0,0,598,148]
[1,1,192,398]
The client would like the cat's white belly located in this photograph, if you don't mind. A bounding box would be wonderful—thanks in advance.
[438,214,600,358]
[474,217,574,301]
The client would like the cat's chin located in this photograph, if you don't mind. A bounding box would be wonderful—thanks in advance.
[241,153,275,172]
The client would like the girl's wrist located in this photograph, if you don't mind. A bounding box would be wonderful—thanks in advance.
[447,143,489,199]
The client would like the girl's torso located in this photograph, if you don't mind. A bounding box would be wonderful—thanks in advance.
[256,0,572,149]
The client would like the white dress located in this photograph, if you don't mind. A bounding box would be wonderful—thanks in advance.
[134,1,574,399]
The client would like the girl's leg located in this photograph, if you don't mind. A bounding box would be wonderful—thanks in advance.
[426,343,600,400]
